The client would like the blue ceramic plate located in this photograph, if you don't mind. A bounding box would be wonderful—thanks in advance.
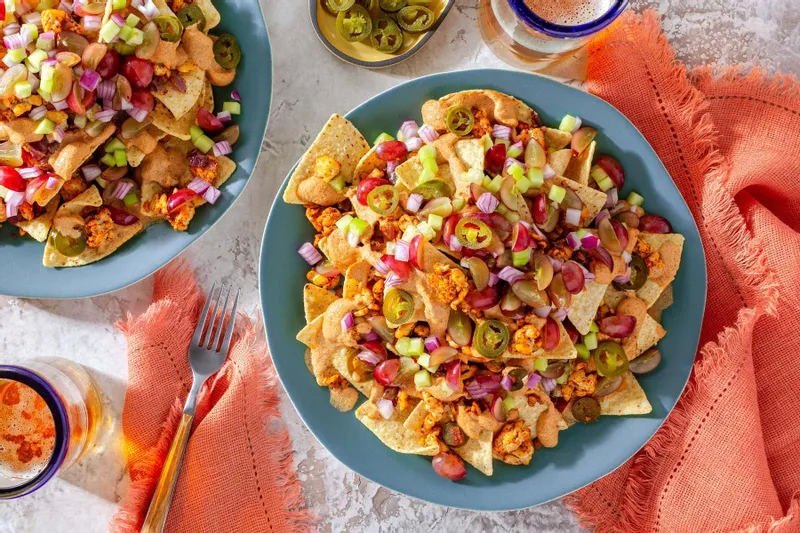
[260,69,706,510]
[0,5,272,299]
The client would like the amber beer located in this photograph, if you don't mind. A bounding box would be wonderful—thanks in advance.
[478,0,627,69]
[0,358,107,499]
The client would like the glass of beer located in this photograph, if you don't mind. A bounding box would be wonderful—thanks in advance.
[0,357,106,499]
[479,0,629,69]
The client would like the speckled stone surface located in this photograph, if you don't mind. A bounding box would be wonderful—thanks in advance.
[1,1,798,531]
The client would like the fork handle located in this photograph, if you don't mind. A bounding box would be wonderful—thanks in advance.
[141,413,193,533]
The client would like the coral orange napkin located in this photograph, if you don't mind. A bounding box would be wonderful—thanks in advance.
[108,261,314,533]
[566,10,800,533]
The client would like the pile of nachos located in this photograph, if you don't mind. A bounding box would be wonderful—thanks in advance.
[285,90,683,480]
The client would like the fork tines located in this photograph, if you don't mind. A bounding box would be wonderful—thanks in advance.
[193,282,241,354]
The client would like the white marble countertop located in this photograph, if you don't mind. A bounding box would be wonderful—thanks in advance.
[2,0,797,531]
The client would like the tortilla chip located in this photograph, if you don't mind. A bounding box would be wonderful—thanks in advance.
[47,124,115,190]
[568,280,608,335]
[296,314,324,348]
[515,190,534,224]
[394,156,454,194]
[42,186,143,267]
[127,129,168,167]
[354,145,385,179]
[548,149,573,176]
[544,127,572,151]
[635,233,685,307]
[194,0,220,30]
[564,141,595,185]
[152,78,212,140]
[303,284,339,323]
[648,284,673,322]
[331,348,372,397]
[214,155,236,188]
[296,315,342,386]
[552,175,606,224]
[454,138,485,171]
[421,90,539,131]
[16,196,59,242]
[329,384,358,412]
[453,430,493,476]
[598,371,652,415]
[516,398,549,439]
[152,68,205,120]
[283,114,369,205]
[402,401,430,433]
[635,315,666,358]
[355,401,440,456]
[342,260,372,298]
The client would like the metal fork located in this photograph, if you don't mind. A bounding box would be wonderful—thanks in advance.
[141,282,240,533]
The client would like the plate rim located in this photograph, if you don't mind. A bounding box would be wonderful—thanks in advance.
[0,8,274,300]
[259,68,707,510]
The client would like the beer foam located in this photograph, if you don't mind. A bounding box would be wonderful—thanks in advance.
[523,0,615,26]
[0,380,55,483]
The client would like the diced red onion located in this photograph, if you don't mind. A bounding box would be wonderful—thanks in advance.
[565,208,581,226]
[509,141,523,157]
[297,242,323,266]
[526,372,541,389]
[111,13,125,26]
[18,167,41,179]
[405,193,422,213]
[384,272,402,289]
[504,157,523,173]
[112,180,133,200]
[492,124,511,140]
[374,259,390,276]
[20,25,35,45]
[543,164,556,180]
[212,141,232,157]
[216,110,231,123]
[231,90,241,102]
[52,126,65,143]
[95,109,116,122]
[27,72,39,92]
[386,160,399,178]
[477,192,499,214]
[566,231,582,250]
[202,185,220,205]
[548,256,563,273]
[488,272,499,287]
[79,69,100,91]
[3,55,19,68]
[500,374,513,391]
[394,239,410,262]
[401,120,418,139]
[595,210,610,227]
[498,266,524,285]
[571,117,583,132]
[551,308,568,321]
[542,378,556,394]
[22,13,42,30]
[363,331,380,342]
[3,23,20,36]
[97,79,116,100]
[51,99,69,111]
[5,191,24,218]
[340,312,354,332]
[614,265,631,284]
[82,15,101,31]
[187,177,211,195]
[4,34,26,49]
[448,234,462,252]
[357,350,381,366]
[59,1,73,13]
[581,233,600,249]
[38,30,54,41]
[622,250,632,264]
[604,187,618,209]
[46,49,57,58]
[29,106,47,121]
[16,0,31,15]
[424,336,440,352]
[127,106,148,122]
[404,136,423,152]
[82,164,101,182]
[376,398,395,419]
[533,305,551,318]
[530,222,547,242]
[577,262,595,284]
[418,124,438,143]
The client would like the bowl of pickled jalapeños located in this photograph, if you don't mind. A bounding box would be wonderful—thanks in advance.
[310,0,455,68]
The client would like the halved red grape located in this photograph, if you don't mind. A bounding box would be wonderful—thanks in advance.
[598,315,637,338]
[532,252,554,290]
[595,155,624,189]
[614,210,639,228]
[598,217,622,253]
[611,219,628,250]
[107,206,139,226]
[511,280,549,307]
[470,182,488,203]
[57,31,89,55]
[639,214,672,234]
[432,451,467,480]
[24,175,49,204]
[542,317,560,351]
[561,261,586,294]
[463,285,500,311]
[500,176,518,210]
[442,214,459,244]
[510,221,530,252]
[484,143,506,174]
[0,167,25,192]
[96,49,120,79]
[571,127,597,155]
[380,254,412,281]
[121,56,153,89]
[532,193,548,225]
[490,395,507,422]
[360,340,388,360]
[82,43,108,70]
[376,140,407,161]
[408,234,424,270]
[445,360,461,391]
[563,321,579,345]
[373,358,400,386]
[546,272,572,308]
[130,89,154,112]
[463,257,489,290]
[167,188,198,212]
[356,177,390,205]
[468,211,512,238]
[197,107,224,132]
